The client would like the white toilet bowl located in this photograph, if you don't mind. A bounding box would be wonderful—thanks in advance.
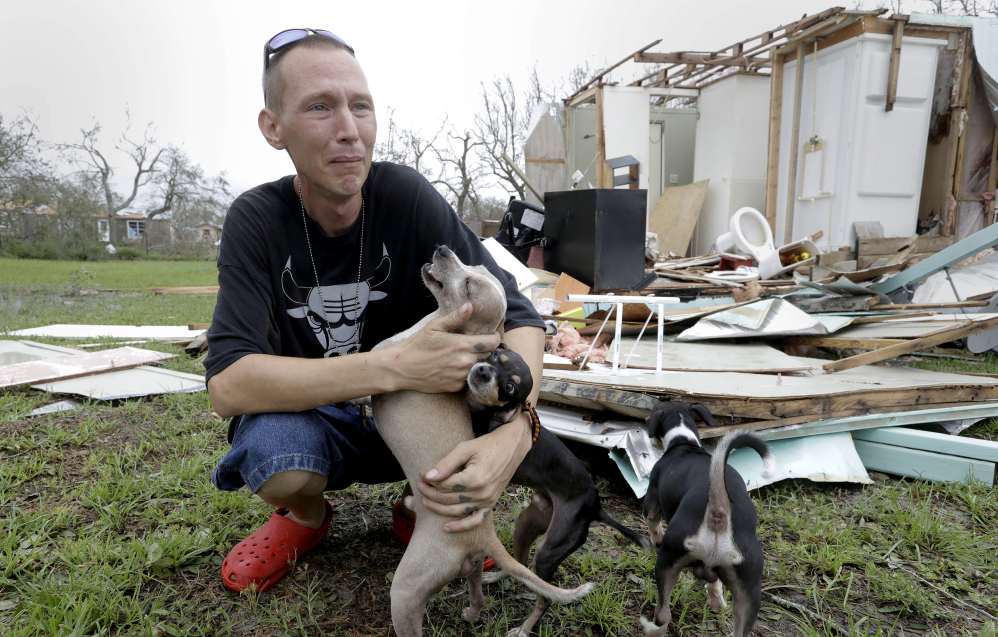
[715,207,775,262]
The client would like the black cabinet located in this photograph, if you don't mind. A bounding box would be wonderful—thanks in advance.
[542,189,647,291]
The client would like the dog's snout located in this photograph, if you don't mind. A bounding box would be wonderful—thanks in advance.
[434,246,454,260]
[475,366,494,384]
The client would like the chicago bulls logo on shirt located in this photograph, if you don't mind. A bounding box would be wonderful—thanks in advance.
[281,246,391,357]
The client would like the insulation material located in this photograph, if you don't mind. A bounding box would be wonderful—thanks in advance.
[547,321,608,362]
[33,366,205,400]
[11,324,204,341]
[911,250,998,303]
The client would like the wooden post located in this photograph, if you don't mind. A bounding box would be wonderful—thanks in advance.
[989,128,998,226]
[784,43,807,245]
[595,85,610,188]
[765,52,785,233]
[885,15,907,112]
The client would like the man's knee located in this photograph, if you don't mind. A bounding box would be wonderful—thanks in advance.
[256,470,327,499]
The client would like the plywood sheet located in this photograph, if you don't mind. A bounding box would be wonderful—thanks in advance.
[543,363,998,400]
[11,324,205,341]
[34,366,205,400]
[0,340,82,366]
[0,347,175,389]
[648,179,709,256]
[831,318,991,339]
[615,338,821,373]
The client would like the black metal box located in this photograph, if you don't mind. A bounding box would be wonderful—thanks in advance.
[542,189,646,291]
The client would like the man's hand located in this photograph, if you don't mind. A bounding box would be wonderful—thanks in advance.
[416,411,532,532]
[388,303,501,394]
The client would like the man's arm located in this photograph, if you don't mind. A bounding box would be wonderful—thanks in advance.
[207,304,501,417]
[415,324,544,532]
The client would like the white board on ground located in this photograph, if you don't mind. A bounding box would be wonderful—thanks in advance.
[10,325,205,341]
[0,347,175,389]
[34,366,206,400]
[0,340,82,366]
[615,338,822,373]
[543,363,998,399]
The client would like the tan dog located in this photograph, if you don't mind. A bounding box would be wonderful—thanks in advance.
[372,246,593,636]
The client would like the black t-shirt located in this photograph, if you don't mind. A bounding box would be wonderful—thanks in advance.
[204,162,543,382]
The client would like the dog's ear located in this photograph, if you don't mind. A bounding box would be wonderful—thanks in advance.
[647,409,666,440]
[690,404,720,428]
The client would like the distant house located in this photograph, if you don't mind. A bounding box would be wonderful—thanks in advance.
[110,209,172,246]
[19,205,173,246]
[192,224,222,245]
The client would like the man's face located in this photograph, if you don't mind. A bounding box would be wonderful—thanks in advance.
[263,47,376,199]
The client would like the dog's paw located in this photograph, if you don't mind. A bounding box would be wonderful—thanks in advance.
[639,616,669,637]
[481,571,505,585]
[706,579,727,612]
[506,627,530,637]
[461,607,483,623]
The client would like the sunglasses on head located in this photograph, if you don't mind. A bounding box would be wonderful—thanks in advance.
[263,28,354,76]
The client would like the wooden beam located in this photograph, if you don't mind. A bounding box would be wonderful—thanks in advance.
[849,311,937,324]
[566,39,662,102]
[525,158,565,164]
[765,52,785,232]
[540,377,998,421]
[699,400,995,439]
[823,315,998,372]
[782,337,907,349]
[635,51,770,67]
[783,42,806,244]
[858,235,954,256]
[868,301,988,310]
[885,16,907,112]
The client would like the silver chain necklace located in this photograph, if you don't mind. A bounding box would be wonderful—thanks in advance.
[299,180,365,351]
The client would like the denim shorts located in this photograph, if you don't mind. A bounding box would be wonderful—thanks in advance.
[211,403,406,493]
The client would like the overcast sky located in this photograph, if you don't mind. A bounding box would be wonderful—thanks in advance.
[1,0,941,201]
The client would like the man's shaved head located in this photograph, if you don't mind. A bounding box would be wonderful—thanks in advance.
[263,34,355,113]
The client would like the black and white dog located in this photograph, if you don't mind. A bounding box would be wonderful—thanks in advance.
[640,401,774,637]
[467,344,650,637]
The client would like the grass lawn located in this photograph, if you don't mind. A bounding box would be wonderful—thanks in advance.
[1,261,997,636]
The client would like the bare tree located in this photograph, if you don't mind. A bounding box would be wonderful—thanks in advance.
[432,130,485,220]
[61,113,230,242]
[0,111,52,247]
[474,75,529,200]
[374,107,444,173]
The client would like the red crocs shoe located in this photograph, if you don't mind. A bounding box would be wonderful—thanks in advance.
[222,500,333,593]
[391,501,495,570]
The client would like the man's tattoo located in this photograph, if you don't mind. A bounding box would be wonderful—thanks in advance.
[451,484,467,492]
[465,505,479,514]
[482,509,490,519]
[458,495,472,503]
[474,343,486,351]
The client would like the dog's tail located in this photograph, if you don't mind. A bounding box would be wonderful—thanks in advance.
[597,508,652,551]
[706,431,775,533]
[486,536,595,604]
